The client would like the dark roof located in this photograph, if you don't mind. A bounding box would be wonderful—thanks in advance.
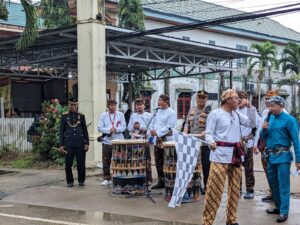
[141,0,300,42]
[0,2,25,27]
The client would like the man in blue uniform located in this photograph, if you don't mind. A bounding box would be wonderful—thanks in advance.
[261,96,300,223]
[59,98,89,187]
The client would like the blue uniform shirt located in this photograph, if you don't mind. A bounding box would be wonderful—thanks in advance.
[261,112,300,164]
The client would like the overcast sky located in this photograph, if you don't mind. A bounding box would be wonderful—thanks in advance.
[10,0,300,33]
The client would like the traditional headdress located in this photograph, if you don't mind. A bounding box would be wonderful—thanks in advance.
[267,96,285,107]
[221,89,238,102]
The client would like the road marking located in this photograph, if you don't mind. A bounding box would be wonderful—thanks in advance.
[0,212,91,225]
[0,205,14,207]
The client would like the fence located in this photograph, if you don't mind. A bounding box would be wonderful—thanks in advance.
[0,118,34,152]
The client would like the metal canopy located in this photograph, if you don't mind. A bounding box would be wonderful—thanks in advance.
[0,25,258,82]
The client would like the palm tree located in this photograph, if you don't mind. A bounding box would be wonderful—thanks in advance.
[248,41,277,111]
[278,41,300,113]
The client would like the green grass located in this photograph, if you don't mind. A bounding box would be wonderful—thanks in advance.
[11,155,35,168]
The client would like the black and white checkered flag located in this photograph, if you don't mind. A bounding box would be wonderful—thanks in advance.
[168,131,202,208]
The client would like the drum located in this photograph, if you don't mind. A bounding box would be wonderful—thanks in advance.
[111,139,147,195]
[163,141,202,202]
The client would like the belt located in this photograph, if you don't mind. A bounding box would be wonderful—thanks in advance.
[216,141,238,147]
[267,147,290,155]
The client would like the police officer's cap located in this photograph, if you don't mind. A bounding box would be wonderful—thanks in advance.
[197,90,208,97]
[68,97,78,104]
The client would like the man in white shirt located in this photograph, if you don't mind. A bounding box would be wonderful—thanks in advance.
[97,100,126,186]
[236,91,261,200]
[128,98,153,182]
[149,94,177,189]
[202,89,256,225]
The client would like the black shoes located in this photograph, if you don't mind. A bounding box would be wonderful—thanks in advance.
[67,183,74,187]
[276,215,288,223]
[79,182,85,186]
[262,195,273,202]
[226,222,239,225]
[151,181,165,189]
[266,208,280,215]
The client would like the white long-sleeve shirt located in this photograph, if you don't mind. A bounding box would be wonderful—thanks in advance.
[97,111,126,145]
[150,107,176,141]
[253,108,288,147]
[205,106,256,163]
[128,112,152,132]
[237,107,261,148]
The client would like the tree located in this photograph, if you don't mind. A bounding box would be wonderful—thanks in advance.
[39,0,75,29]
[1,0,74,50]
[119,0,145,108]
[16,0,39,50]
[0,0,8,20]
[248,41,277,111]
[278,42,300,113]
[119,0,145,32]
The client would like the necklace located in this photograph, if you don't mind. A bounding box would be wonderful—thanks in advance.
[67,114,81,127]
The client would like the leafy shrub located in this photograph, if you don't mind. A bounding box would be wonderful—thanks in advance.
[31,99,68,164]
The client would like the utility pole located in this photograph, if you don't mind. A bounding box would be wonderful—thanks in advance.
[77,0,106,165]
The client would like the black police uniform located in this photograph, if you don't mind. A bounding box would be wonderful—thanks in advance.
[59,111,89,185]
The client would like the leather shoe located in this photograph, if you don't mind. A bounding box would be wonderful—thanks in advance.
[276,215,288,223]
[79,182,85,186]
[67,183,73,187]
[151,181,165,189]
[262,195,273,202]
[266,208,280,214]
[226,222,239,225]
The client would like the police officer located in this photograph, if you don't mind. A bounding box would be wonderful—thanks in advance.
[183,90,211,193]
[59,98,89,187]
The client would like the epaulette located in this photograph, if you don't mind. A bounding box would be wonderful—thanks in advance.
[77,112,83,116]
[63,112,69,115]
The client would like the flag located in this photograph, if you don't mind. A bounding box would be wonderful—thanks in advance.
[168,131,202,208]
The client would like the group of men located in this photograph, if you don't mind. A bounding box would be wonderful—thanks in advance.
[59,88,300,225]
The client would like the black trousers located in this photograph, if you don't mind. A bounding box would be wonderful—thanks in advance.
[154,146,164,182]
[65,146,86,184]
[102,144,113,180]
[201,145,211,190]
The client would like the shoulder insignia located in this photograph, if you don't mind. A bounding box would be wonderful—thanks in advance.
[63,112,69,115]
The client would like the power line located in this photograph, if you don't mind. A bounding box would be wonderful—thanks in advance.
[179,0,300,15]
[110,3,300,41]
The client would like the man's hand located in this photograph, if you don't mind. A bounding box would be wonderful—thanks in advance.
[109,127,116,134]
[296,162,300,171]
[262,122,269,129]
[253,146,259,155]
[150,130,157,137]
[199,131,206,138]
[84,145,89,152]
[183,127,188,134]
[133,122,140,130]
[59,146,67,154]
[209,142,217,151]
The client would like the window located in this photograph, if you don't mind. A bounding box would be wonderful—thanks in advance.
[177,92,191,119]
[209,40,216,45]
[182,36,190,41]
[236,44,248,66]
[141,91,152,112]
[207,93,218,100]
